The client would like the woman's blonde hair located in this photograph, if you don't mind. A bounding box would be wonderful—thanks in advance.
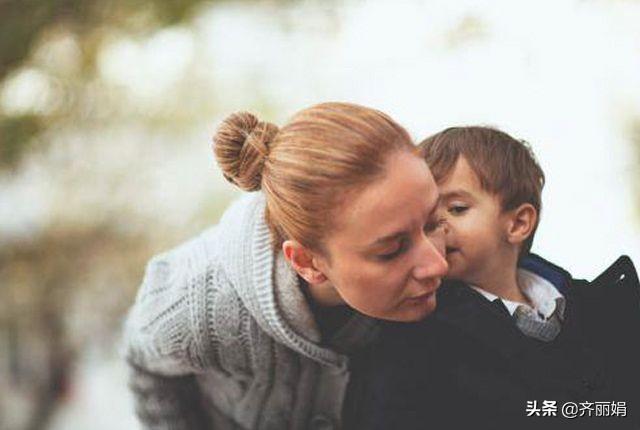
[213,102,415,252]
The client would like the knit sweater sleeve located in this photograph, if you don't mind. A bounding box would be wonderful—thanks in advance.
[127,362,211,429]
[124,249,210,375]
[122,235,227,429]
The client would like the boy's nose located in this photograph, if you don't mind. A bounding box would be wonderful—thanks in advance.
[440,218,451,236]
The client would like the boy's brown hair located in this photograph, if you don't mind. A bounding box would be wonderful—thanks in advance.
[419,126,545,254]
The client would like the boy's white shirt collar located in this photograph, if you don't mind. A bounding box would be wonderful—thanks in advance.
[470,269,565,319]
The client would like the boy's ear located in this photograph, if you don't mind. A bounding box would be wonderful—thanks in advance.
[282,240,328,285]
[505,203,537,246]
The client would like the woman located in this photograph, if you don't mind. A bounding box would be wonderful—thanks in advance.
[123,102,448,429]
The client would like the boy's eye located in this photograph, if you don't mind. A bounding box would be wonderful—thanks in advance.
[448,204,469,215]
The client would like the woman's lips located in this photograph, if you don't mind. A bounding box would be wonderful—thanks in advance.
[406,290,435,304]
[407,280,441,302]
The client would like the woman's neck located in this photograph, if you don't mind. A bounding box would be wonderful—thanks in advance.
[304,279,345,307]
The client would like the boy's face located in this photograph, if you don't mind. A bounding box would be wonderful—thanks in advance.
[437,156,512,285]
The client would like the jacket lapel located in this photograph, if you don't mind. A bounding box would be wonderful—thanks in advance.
[434,282,531,360]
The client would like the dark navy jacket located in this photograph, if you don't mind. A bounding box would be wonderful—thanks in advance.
[358,254,640,430]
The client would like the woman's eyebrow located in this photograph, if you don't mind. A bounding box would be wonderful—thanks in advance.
[371,199,441,247]
[367,192,441,248]
[370,231,405,247]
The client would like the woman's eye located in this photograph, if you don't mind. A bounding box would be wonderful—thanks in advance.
[423,219,446,234]
[449,205,468,215]
[378,240,406,261]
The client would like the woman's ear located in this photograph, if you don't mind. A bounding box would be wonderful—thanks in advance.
[282,240,328,285]
[505,203,537,246]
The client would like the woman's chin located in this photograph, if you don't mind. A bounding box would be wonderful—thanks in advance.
[400,291,438,322]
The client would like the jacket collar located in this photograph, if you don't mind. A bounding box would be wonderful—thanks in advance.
[435,283,531,359]
[519,253,572,294]
[433,253,574,359]
[433,253,640,360]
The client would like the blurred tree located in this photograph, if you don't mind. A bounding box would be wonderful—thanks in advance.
[0,0,212,82]
[0,1,280,428]
[0,115,41,168]
[0,223,157,430]
[0,0,221,169]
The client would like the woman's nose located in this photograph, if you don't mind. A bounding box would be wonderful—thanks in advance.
[412,236,449,281]
[431,223,447,253]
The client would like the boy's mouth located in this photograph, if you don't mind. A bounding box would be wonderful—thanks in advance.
[445,246,459,256]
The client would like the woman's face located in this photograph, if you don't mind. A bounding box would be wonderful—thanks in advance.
[315,151,448,322]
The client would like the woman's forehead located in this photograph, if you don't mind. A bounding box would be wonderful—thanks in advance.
[330,154,438,246]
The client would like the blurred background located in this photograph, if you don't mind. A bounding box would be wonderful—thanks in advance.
[1,0,639,428]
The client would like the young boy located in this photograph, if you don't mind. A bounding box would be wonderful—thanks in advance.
[359,127,640,430]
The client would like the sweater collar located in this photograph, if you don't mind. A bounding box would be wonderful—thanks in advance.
[217,192,350,369]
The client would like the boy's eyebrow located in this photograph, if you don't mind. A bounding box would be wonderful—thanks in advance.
[440,189,474,200]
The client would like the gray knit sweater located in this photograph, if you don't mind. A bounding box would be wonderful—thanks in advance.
[123,192,379,430]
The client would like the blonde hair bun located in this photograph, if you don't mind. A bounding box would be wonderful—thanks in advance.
[213,111,279,191]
